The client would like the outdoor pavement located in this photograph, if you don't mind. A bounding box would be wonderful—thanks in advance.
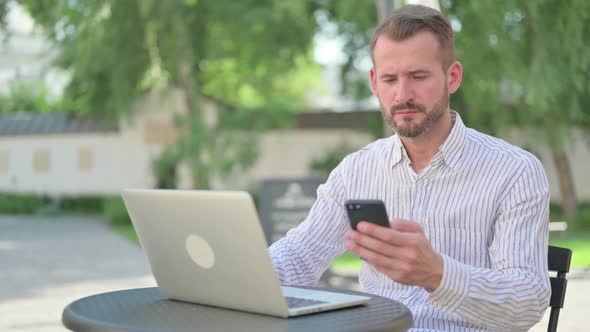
[0,215,156,332]
[0,215,588,331]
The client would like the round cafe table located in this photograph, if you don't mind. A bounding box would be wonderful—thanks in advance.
[62,286,413,332]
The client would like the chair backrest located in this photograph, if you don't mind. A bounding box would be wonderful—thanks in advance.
[547,245,572,332]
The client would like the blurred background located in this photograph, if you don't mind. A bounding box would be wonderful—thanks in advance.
[0,0,589,331]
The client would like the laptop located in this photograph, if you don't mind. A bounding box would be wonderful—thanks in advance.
[121,189,370,317]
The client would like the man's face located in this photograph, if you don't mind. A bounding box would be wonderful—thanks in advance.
[370,31,459,138]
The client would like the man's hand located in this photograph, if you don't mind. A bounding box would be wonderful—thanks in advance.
[344,219,443,292]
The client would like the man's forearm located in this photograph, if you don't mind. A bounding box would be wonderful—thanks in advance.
[268,237,326,286]
[428,255,550,331]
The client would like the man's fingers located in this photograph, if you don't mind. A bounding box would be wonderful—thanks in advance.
[345,238,399,269]
[356,221,415,246]
[390,218,423,233]
[346,228,397,256]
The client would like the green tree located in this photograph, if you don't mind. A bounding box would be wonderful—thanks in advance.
[446,0,590,218]
[316,1,377,99]
[3,0,322,189]
[0,81,62,113]
[312,1,590,218]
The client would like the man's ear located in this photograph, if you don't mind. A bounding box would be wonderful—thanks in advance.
[447,61,463,94]
[370,67,379,97]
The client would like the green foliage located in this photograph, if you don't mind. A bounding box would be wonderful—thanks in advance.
[444,0,590,135]
[366,112,385,139]
[20,1,152,124]
[151,146,181,189]
[568,205,590,231]
[315,1,377,99]
[17,0,322,118]
[0,193,105,214]
[309,142,355,176]
[316,1,590,136]
[550,202,564,222]
[111,224,139,244]
[0,192,132,229]
[331,251,361,271]
[10,0,326,188]
[103,197,132,227]
[0,1,8,28]
[0,193,50,214]
[0,82,63,113]
[443,0,590,217]
[59,196,104,213]
[550,231,590,268]
[549,202,590,230]
[312,0,588,215]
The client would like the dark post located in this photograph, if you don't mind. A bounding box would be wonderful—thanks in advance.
[259,177,327,245]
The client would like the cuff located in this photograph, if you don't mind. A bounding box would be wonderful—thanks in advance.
[428,254,471,314]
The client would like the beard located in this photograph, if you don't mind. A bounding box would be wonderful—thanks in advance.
[381,89,449,138]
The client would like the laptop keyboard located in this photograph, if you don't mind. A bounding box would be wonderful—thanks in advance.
[285,296,328,308]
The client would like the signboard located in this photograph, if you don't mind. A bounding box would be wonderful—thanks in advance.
[259,177,327,245]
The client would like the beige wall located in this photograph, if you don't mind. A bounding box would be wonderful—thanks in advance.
[209,129,375,190]
[1,124,589,201]
[0,91,185,195]
[0,128,374,195]
[0,133,144,195]
[1,87,588,202]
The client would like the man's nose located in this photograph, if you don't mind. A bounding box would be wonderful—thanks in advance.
[394,80,415,104]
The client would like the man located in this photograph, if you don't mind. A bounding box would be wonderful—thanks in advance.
[269,4,550,332]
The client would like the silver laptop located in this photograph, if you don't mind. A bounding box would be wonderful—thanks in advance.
[121,189,370,317]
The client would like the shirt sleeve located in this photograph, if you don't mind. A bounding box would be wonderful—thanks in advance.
[268,162,350,286]
[428,157,551,331]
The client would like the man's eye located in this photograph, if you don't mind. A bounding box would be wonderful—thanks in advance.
[383,78,396,83]
[414,76,427,80]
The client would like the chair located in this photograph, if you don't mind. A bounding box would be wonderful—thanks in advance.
[547,245,572,332]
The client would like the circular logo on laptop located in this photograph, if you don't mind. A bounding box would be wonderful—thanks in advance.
[185,234,215,269]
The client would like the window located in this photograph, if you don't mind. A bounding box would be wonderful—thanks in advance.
[0,150,8,173]
[33,148,51,173]
[143,120,177,145]
[78,147,94,172]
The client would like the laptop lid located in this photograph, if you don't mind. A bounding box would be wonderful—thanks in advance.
[121,189,369,317]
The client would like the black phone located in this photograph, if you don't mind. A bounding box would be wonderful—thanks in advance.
[345,199,390,230]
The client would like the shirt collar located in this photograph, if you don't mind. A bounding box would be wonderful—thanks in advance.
[439,111,468,171]
[389,111,467,171]
[390,133,404,167]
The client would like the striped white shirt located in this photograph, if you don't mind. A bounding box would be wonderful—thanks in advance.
[269,112,551,331]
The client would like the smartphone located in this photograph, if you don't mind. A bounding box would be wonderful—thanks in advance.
[345,199,390,230]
